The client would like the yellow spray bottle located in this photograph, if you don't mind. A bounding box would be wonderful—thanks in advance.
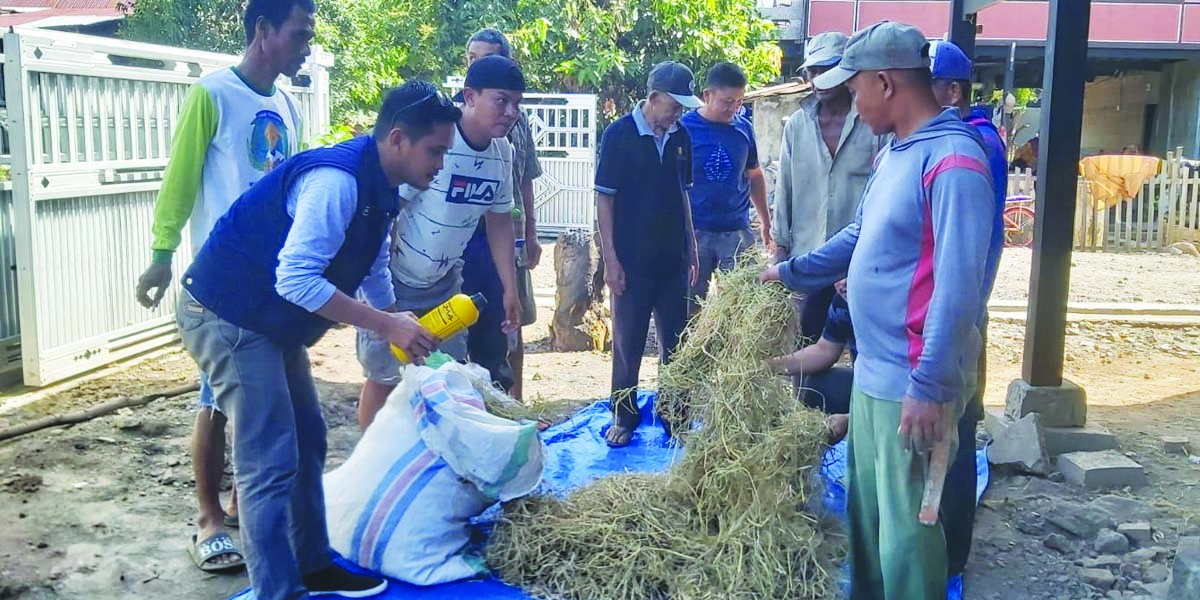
[390,292,487,364]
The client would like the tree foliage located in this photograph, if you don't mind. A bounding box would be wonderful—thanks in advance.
[120,0,780,126]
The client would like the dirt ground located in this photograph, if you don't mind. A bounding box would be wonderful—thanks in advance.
[1,246,1198,600]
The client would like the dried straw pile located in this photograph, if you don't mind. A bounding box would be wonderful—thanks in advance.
[485,257,843,600]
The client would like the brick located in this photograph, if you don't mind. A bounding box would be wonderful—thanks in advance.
[1006,378,1087,427]
[1057,450,1147,490]
[1042,424,1118,456]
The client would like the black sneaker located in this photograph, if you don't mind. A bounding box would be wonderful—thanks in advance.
[302,564,388,598]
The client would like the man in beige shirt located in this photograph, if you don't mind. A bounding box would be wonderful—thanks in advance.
[772,32,883,340]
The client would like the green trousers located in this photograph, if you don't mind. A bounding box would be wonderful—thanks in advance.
[847,386,960,600]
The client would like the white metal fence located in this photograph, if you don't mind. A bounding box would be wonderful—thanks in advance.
[1,28,331,386]
[523,93,597,235]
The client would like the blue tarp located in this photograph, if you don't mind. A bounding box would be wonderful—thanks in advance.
[231,392,988,600]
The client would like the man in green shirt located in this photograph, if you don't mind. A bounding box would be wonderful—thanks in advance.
[133,0,315,573]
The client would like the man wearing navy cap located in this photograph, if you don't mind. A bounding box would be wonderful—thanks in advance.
[355,55,525,430]
[928,39,1008,580]
[596,61,701,447]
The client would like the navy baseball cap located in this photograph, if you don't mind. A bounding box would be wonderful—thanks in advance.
[464,55,526,92]
[928,40,973,81]
[647,61,703,108]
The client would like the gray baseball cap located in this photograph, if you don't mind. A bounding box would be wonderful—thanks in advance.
[800,32,849,70]
[647,61,703,108]
[812,21,929,91]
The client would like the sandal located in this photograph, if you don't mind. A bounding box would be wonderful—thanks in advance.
[605,393,641,448]
[189,532,245,573]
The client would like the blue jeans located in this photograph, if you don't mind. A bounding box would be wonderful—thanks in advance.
[177,290,332,600]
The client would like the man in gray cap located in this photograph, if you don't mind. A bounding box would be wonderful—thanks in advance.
[762,21,995,599]
[595,61,701,447]
[773,31,884,344]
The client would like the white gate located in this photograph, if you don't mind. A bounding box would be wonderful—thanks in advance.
[521,93,596,235]
[1,28,331,386]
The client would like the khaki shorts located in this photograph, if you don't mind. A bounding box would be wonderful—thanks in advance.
[355,265,467,385]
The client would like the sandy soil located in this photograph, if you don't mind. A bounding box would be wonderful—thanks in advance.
[1,245,1198,600]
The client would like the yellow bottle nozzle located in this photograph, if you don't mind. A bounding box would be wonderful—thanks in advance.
[391,293,487,364]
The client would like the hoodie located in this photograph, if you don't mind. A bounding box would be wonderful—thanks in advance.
[779,108,995,405]
[966,107,1009,304]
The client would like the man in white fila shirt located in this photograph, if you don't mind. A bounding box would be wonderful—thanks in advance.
[133,0,313,574]
[355,55,524,429]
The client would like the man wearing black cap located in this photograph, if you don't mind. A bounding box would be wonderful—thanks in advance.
[595,61,701,447]
[355,55,525,429]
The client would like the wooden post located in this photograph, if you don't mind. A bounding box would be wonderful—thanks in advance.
[1022,0,1092,387]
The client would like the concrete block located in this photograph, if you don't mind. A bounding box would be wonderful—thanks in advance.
[987,412,1051,475]
[1057,450,1147,490]
[1162,436,1191,455]
[984,408,1010,438]
[1006,378,1087,427]
[1169,536,1200,600]
[1042,424,1119,456]
[1117,522,1153,548]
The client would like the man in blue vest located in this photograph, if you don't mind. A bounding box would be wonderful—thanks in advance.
[927,40,1008,581]
[176,81,459,600]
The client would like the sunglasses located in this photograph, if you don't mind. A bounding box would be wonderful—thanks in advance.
[389,89,455,128]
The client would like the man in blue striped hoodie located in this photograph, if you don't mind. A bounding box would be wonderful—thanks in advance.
[762,21,995,599]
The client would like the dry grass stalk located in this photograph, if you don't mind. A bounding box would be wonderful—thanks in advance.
[487,256,843,599]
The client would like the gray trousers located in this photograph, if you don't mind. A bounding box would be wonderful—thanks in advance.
[177,289,332,600]
[688,227,758,314]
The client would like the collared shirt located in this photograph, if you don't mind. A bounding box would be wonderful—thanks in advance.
[771,94,884,257]
[631,101,679,160]
[595,108,693,272]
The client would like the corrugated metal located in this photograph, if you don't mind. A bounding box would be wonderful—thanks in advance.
[0,188,19,341]
[3,28,332,385]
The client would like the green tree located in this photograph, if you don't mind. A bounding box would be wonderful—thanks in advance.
[120,0,780,126]
[118,0,246,55]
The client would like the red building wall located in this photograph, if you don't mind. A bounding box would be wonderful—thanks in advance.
[807,0,1200,45]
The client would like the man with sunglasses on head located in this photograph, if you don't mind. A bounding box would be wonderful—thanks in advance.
[355,55,525,430]
[176,81,460,600]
